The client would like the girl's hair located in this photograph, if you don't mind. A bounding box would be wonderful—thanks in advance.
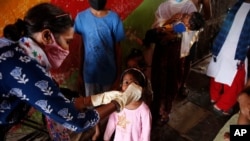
[3,3,73,41]
[121,68,146,88]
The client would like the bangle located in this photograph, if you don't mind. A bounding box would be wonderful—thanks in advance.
[111,100,120,112]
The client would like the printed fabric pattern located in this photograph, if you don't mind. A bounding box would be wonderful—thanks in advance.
[0,38,99,132]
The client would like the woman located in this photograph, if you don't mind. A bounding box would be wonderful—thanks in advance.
[0,3,142,140]
[143,12,204,124]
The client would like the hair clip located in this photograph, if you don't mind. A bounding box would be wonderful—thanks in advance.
[55,13,72,20]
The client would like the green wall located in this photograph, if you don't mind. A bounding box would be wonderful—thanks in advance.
[121,0,164,65]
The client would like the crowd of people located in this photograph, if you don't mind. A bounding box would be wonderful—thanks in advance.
[1,0,250,141]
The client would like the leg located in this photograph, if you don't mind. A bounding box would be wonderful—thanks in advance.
[215,66,245,112]
[209,77,223,103]
[178,56,191,96]
[158,41,180,123]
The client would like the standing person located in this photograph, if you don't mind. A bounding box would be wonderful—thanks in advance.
[74,0,125,97]
[74,1,125,140]
[146,0,211,96]
[104,68,152,141]
[0,3,142,141]
[144,11,205,124]
[144,0,198,82]
[145,0,200,100]
[206,0,250,116]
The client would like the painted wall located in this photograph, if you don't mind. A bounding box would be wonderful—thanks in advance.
[0,0,49,33]
[0,0,162,35]
[0,0,164,90]
[0,0,236,90]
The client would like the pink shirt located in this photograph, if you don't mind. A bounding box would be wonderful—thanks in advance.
[104,102,152,141]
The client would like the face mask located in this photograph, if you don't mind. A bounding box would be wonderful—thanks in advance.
[89,0,107,10]
[175,0,183,2]
[45,34,69,69]
[173,22,186,33]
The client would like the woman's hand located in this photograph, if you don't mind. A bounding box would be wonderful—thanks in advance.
[73,97,85,110]
[73,96,92,110]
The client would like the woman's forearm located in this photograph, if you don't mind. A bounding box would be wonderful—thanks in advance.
[95,101,118,119]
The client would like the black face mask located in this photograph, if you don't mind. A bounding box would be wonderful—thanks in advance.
[89,0,107,10]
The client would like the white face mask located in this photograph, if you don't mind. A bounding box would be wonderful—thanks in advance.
[44,34,69,69]
[175,0,183,2]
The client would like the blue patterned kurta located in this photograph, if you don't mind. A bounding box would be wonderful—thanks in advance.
[0,39,99,132]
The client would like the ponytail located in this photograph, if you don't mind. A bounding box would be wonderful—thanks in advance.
[3,19,26,41]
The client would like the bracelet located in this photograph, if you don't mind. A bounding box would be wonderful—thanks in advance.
[111,100,120,112]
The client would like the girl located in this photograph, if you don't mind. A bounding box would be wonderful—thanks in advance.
[104,68,152,141]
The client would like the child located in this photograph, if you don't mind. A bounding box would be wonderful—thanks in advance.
[103,68,152,141]
[223,82,250,141]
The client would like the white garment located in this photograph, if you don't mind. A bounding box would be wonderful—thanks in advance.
[0,37,14,48]
[152,0,197,28]
[206,3,250,86]
[152,0,198,58]
[180,30,199,58]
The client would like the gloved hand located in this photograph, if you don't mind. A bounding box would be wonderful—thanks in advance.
[91,90,122,107]
[113,82,142,111]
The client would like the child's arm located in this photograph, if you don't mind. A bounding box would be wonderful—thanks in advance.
[103,112,117,141]
[141,105,152,141]
[91,124,100,141]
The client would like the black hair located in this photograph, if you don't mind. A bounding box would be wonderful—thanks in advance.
[189,12,205,31]
[3,3,73,40]
[88,0,107,10]
[121,68,146,88]
[126,48,147,71]
[3,19,26,41]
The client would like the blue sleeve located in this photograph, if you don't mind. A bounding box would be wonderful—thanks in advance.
[0,47,99,132]
[112,12,125,42]
[74,14,81,34]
